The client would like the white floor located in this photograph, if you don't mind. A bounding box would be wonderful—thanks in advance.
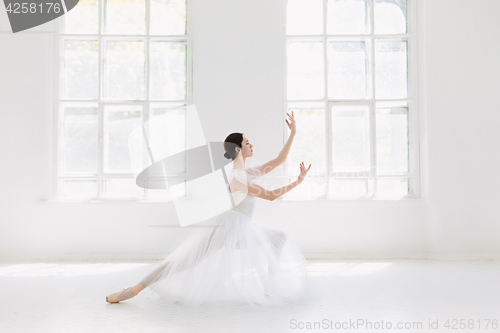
[0,259,498,333]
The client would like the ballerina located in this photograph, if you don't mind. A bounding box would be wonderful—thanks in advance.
[106,111,321,307]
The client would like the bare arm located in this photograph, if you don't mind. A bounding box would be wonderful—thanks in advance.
[230,179,299,201]
[230,161,311,201]
[276,131,295,165]
[250,157,284,178]
[251,111,297,177]
[278,111,297,163]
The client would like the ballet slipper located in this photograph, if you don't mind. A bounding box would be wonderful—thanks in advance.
[106,286,137,303]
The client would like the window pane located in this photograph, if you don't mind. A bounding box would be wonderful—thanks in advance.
[377,178,408,196]
[327,0,368,35]
[283,177,326,200]
[60,180,97,198]
[147,180,185,200]
[62,107,98,174]
[104,0,146,34]
[287,42,324,100]
[150,42,187,100]
[331,106,371,173]
[286,107,327,176]
[104,41,145,100]
[375,39,408,99]
[328,40,370,99]
[286,0,323,35]
[150,0,186,35]
[62,0,98,34]
[103,105,143,173]
[170,180,186,197]
[330,179,371,197]
[375,0,407,34]
[64,40,99,99]
[376,105,409,173]
[147,107,187,172]
[146,188,170,200]
[101,179,145,197]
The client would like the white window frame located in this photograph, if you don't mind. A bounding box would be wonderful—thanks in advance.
[52,0,193,202]
[283,0,420,200]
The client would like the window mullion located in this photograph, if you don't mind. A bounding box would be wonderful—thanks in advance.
[282,0,289,193]
[369,0,377,197]
[144,0,150,199]
[323,0,331,198]
[97,104,103,199]
[53,29,61,201]
[97,0,103,200]
[411,0,419,197]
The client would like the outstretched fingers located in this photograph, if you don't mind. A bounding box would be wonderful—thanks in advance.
[299,162,311,172]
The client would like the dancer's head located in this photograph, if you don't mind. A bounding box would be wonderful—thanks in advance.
[223,133,253,161]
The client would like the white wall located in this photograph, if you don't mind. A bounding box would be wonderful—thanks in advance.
[0,0,498,261]
[423,0,500,259]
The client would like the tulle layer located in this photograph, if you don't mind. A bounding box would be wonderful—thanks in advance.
[140,209,322,308]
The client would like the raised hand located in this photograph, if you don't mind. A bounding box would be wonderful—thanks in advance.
[285,111,296,134]
[297,162,311,184]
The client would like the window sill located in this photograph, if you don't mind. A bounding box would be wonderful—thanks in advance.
[40,198,172,203]
[280,194,421,202]
[42,194,421,203]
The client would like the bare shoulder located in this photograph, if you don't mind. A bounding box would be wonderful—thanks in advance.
[245,167,262,178]
[228,168,249,193]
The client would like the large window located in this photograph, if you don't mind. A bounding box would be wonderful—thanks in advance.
[284,0,419,200]
[54,0,191,201]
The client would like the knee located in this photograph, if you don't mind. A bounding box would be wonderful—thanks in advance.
[279,231,287,244]
[273,231,287,247]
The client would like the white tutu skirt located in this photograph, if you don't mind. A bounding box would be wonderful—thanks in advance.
[140,209,322,308]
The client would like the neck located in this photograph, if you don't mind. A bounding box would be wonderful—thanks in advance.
[232,155,246,169]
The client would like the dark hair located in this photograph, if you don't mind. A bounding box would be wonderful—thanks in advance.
[223,132,244,160]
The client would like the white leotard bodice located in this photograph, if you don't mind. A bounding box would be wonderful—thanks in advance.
[227,168,260,218]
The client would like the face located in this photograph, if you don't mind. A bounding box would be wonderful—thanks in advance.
[239,135,254,158]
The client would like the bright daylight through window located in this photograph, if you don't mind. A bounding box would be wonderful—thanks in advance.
[55,0,190,201]
[284,0,419,200]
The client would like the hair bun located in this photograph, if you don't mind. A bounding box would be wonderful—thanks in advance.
[224,152,230,159]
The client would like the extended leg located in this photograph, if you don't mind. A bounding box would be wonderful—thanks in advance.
[140,225,224,288]
[106,225,225,303]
